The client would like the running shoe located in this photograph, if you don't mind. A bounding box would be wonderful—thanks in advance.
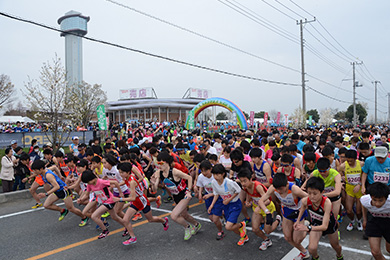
[242,217,251,225]
[163,217,169,231]
[346,221,354,231]
[132,212,142,221]
[122,228,129,237]
[239,221,247,238]
[101,212,110,218]
[357,220,363,231]
[259,238,272,251]
[98,229,109,239]
[149,188,157,195]
[216,231,225,240]
[237,235,249,246]
[337,255,344,260]
[123,236,137,245]
[221,216,226,226]
[79,217,89,227]
[337,214,343,224]
[191,223,201,235]
[58,209,69,221]
[156,195,162,208]
[31,203,42,209]
[276,215,282,230]
[137,212,143,220]
[293,250,310,260]
[184,226,192,240]
[164,196,173,203]
[338,230,341,240]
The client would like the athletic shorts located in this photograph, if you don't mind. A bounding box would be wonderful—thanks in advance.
[253,201,276,217]
[103,202,116,210]
[173,190,186,204]
[113,190,130,198]
[130,204,151,214]
[35,175,44,186]
[345,183,363,199]
[282,207,308,222]
[328,195,341,202]
[223,199,242,224]
[54,189,71,200]
[205,196,223,216]
[321,215,338,236]
[365,212,390,243]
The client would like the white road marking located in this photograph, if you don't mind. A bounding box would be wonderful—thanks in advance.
[151,207,389,259]
[0,201,70,219]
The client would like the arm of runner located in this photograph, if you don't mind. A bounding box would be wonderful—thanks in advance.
[110,180,124,197]
[77,190,90,204]
[259,185,274,212]
[294,197,308,230]
[132,165,144,183]
[142,154,152,171]
[300,173,313,191]
[67,177,81,190]
[312,198,333,232]
[362,203,368,230]
[173,168,193,190]
[151,170,160,193]
[292,184,308,199]
[263,163,272,187]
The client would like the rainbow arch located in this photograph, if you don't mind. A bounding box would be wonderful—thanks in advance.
[185,97,248,130]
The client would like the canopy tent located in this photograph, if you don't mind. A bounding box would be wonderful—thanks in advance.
[0,116,36,123]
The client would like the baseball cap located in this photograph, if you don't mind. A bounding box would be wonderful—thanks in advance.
[374,146,388,158]
[199,144,206,150]
[11,140,17,145]
[127,138,133,144]
[72,136,79,140]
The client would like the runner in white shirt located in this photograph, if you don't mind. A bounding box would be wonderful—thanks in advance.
[208,164,248,246]
[361,182,390,260]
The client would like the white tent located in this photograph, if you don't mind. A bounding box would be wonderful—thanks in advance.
[0,116,35,123]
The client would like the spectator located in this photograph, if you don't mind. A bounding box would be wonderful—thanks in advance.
[13,153,30,191]
[0,147,17,192]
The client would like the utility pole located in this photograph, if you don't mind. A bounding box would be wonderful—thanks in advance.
[298,18,316,114]
[388,93,390,123]
[373,81,381,125]
[351,61,362,127]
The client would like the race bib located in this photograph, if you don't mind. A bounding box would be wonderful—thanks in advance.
[374,172,389,184]
[163,179,180,195]
[221,194,232,200]
[204,186,213,194]
[94,190,108,204]
[324,186,335,193]
[256,175,268,184]
[347,174,361,185]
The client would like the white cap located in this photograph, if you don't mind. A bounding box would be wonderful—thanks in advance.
[375,146,388,158]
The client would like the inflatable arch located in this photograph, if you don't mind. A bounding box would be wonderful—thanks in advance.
[185,97,248,130]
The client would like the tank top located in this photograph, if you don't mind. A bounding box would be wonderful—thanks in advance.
[307,196,335,226]
[58,161,70,177]
[254,161,268,184]
[42,169,65,191]
[282,167,296,182]
[312,169,339,194]
[345,160,361,186]
[160,168,187,195]
[274,182,301,210]
[244,181,267,205]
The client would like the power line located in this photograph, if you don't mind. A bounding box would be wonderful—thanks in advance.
[259,0,297,20]
[0,11,301,86]
[105,0,301,74]
[274,0,304,19]
[289,0,315,18]
[306,86,349,103]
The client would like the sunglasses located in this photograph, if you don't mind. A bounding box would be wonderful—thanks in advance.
[281,163,291,167]
[157,161,164,165]
[318,168,329,173]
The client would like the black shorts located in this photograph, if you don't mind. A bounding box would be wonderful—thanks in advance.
[54,189,71,200]
[365,212,390,243]
[103,202,116,210]
[328,195,341,202]
[173,191,186,204]
[130,204,151,214]
[322,216,338,236]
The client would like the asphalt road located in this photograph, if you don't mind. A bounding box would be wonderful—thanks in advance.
[0,194,388,260]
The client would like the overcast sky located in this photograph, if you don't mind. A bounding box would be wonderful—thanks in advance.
[1,0,389,122]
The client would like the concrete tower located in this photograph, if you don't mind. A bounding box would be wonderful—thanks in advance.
[58,11,90,87]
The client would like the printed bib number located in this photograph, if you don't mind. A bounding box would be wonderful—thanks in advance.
[347,174,361,185]
[374,172,389,184]
[221,194,232,200]
[163,179,180,195]
[94,190,108,204]
[324,186,335,193]
[256,175,268,184]
[205,186,213,194]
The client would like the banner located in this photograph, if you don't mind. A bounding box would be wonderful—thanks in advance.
[276,112,281,125]
[309,115,313,126]
[97,105,107,130]
[285,114,288,126]
[187,110,195,130]
[264,112,268,126]
[250,111,255,127]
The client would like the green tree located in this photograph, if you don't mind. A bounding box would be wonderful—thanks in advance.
[345,103,367,123]
[254,111,269,119]
[334,111,346,121]
[216,112,228,120]
[306,109,319,122]
[242,111,249,119]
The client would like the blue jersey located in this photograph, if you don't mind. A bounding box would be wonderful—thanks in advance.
[42,169,66,191]
[362,156,390,185]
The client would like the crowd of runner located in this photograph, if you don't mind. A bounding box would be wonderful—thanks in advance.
[2,124,390,260]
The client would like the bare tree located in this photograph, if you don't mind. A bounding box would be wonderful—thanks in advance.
[0,74,15,109]
[268,109,279,122]
[290,106,307,128]
[67,82,107,128]
[24,55,70,148]
[319,108,335,126]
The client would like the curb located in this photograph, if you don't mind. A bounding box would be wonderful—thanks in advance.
[0,187,43,204]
